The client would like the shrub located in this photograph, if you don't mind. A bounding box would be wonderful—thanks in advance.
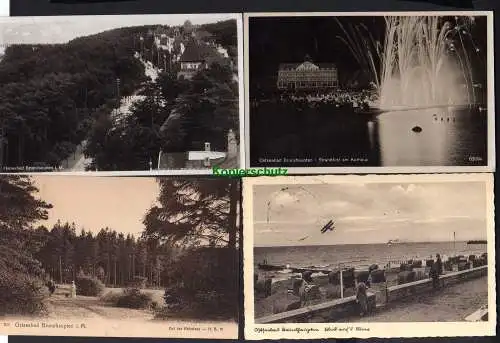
[159,247,238,320]
[101,288,153,309]
[115,288,152,309]
[0,271,46,316]
[75,275,105,296]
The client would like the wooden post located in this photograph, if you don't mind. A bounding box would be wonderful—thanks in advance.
[59,256,63,284]
[340,269,344,299]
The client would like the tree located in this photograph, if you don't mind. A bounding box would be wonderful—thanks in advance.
[142,178,240,250]
[0,176,53,315]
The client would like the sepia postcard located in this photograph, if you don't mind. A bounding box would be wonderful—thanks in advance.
[244,12,495,174]
[0,13,244,175]
[0,175,240,338]
[243,173,495,339]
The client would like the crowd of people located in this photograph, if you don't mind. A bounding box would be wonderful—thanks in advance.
[279,89,378,108]
[251,88,379,112]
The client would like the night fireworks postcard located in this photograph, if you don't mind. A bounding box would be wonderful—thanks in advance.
[243,12,495,174]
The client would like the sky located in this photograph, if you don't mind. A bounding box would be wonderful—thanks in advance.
[252,181,487,247]
[248,16,487,88]
[0,13,236,44]
[32,176,159,236]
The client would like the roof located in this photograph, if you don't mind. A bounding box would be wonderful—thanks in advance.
[179,39,227,65]
[179,40,207,62]
[279,62,337,70]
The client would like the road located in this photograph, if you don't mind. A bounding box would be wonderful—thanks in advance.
[45,294,154,321]
[45,285,163,321]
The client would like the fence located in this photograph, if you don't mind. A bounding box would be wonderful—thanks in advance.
[256,291,377,324]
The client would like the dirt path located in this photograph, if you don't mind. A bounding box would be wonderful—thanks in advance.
[353,276,488,322]
[45,294,155,321]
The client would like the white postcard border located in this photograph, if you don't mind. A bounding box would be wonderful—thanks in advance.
[243,174,496,339]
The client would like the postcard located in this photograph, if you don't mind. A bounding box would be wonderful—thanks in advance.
[244,12,495,173]
[243,173,495,339]
[0,175,240,338]
[0,13,244,175]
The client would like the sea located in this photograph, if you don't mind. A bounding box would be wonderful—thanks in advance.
[254,241,487,271]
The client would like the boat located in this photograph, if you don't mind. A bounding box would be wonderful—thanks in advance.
[467,240,487,245]
[257,263,286,271]
[387,239,401,246]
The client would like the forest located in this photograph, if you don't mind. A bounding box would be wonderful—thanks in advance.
[0,175,240,320]
[0,19,239,171]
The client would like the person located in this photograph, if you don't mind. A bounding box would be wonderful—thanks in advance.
[356,282,368,316]
[429,261,439,290]
[70,280,77,298]
[436,254,443,276]
[367,271,373,288]
[46,279,56,296]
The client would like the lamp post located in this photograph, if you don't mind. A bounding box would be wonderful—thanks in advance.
[116,78,121,114]
[140,36,144,57]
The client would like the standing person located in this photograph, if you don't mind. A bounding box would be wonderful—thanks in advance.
[46,279,55,296]
[356,282,369,316]
[436,254,443,275]
[70,280,77,298]
[429,262,439,290]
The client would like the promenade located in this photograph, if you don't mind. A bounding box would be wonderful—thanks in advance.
[355,275,488,322]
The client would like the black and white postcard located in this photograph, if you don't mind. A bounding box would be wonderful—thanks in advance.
[0,175,240,338]
[243,174,495,339]
[0,14,244,174]
[244,12,495,173]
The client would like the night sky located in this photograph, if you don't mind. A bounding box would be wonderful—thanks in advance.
[248,15,488,90]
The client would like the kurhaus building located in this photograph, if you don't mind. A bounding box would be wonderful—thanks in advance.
[277,56,339,91]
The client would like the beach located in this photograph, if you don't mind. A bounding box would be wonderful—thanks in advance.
[253,242,488,321]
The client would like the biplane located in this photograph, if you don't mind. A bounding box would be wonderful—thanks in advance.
[320,219,335,233]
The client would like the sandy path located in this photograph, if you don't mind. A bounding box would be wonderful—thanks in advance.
[353,276,488,322]
[45,295,154,321]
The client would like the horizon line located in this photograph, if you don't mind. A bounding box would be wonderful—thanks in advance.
[254,240,488,248]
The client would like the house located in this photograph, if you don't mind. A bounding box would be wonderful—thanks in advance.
[157,130,239,169]
[177,40,209,80]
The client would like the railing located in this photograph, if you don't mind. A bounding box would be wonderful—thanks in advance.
[256,292,377,324]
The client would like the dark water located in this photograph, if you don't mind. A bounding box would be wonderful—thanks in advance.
[254,242,486,271]
[250,103,488,167]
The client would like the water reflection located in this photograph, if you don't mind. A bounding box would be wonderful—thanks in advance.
[375,106,487,166]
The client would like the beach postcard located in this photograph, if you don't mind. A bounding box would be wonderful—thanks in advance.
[0,13,244,175]
[243,173,495,339]
[244,12,495,174]
[0,175,240,338]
